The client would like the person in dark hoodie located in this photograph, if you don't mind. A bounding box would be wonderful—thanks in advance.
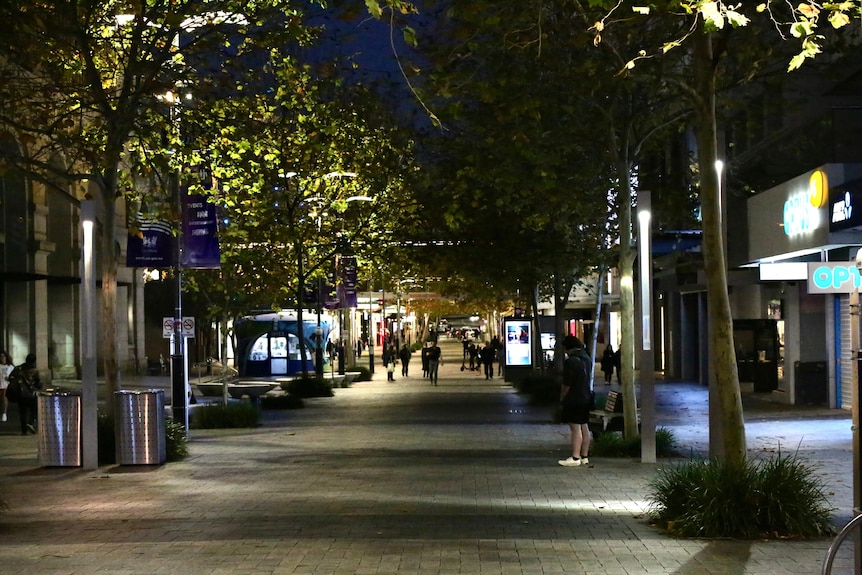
[13,353,41,435]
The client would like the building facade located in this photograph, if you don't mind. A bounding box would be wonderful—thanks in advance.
[0,154,146,381]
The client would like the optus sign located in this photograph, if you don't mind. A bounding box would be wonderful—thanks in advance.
[783,170,828,237]
[807,262,862,294]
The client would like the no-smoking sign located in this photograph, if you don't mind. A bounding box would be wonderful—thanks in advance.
[163,316,196,338]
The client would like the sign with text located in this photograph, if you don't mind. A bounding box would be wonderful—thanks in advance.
[162,316,196,338]
[126,219,174,268]
[181,191,220,269]
[807,262,862,294]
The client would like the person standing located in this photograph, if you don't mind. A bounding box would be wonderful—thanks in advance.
[421,343,430,378]
[491,336,504,377]
[558,336,593,467]
[427,341,442,386]
[383,344,397,381]
[0,351,12,422]
[398,345,413,377]
[480,343,495,379]
[600,345,615,385]
[14,353,41,435]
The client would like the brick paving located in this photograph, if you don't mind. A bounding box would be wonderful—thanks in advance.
[0,337,855,574]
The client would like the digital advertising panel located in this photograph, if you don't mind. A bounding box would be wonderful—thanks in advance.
[505,319,532,367]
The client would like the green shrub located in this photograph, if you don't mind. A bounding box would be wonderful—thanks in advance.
[97,412,189,464]
[346,365,372,382]
[191,402,260,429]
[260,393,305,410]
[648,455,834,539]
[164,419,189,461]
[283,376,334,398]
[591,428,677,458]
[513,374,559,405]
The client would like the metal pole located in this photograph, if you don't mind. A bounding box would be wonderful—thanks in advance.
[368,286,375,374]
[316,276,324,377]
[80,200,98,470]
[639,191,656,463]
[171,172,188,432]
[851,280,862,574]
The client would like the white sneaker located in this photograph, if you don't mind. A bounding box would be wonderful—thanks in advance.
[558,457,582,467]
[580,457,589,465]
[1,412,5,422]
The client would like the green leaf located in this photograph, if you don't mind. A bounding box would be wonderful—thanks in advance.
[403,26,417,47]
[365,0,383,18]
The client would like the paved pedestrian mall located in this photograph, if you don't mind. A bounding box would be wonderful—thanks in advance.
[0,338,855,574]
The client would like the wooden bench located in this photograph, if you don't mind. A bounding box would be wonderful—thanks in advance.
[589,391,639,432]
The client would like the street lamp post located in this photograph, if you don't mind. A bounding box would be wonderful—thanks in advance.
[638,191,655,463]
[316,284,324,377]
[368,284,375,374]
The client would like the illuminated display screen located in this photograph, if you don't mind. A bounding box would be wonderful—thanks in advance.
[505,319,532,366]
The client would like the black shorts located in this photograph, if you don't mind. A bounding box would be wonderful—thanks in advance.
[560,404,590,425]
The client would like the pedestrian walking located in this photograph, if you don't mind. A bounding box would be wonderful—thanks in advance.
[421,343,430,378]
[8,353,41,435]
[427,341,441,385]
[0,351,11,422]
[558,336,593,467]
[383,344,397,381]
[600,345,615,384]
[491,336,504,376]
[480,343,495,379]
[468,343,478,371]
[398,345,413,377]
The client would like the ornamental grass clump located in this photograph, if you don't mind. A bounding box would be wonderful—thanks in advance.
[281,376,334,398]
[259,393,305,410]
[346,365,372,382]
[591,428,678,458]
[648,454,834,539]
[191,401,260,429]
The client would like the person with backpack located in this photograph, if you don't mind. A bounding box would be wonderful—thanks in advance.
[8,353,41,435]
[558,335,593,467]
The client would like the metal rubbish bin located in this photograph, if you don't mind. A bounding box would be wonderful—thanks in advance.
[37,390,82,467]
[114,390,166,465]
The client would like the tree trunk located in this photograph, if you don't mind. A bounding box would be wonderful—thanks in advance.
[296,247,310,378]
[553,272,567,382]
[693,30,746,466]
[617,159,639,440]
[99,172,120,416]
[531,283,543,375]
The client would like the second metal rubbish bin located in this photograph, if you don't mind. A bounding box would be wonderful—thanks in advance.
[37,390,82,467]
[114,390,166,465]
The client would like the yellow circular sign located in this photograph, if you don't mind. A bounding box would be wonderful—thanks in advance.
[809,170,828,208]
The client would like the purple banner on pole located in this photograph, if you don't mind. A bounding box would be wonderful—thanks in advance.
[181,192,221,269]
[126,220,174,268]
[337,255,358,308]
